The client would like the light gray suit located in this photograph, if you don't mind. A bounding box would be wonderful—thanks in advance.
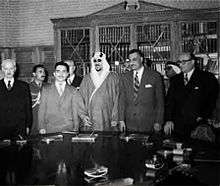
[38,83,81,133]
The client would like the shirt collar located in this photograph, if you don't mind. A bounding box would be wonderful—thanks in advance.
[185,68,195,80]
[55,81,66,87]
[4,78,14,86]
[133,66,144,77]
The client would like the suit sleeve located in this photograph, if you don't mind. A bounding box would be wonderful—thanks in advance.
[38,86,47,131]
[25,84,33,129]
[165,77,176,122]
[200,72,219,119]
[154,74,165,125]
[118,74,125,121]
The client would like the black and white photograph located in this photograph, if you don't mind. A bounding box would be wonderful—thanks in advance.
[0,0,220,185]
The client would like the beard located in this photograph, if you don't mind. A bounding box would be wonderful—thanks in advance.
[95,65,102,72]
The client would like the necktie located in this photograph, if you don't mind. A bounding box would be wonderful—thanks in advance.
[184,73,188,85]
[7,80,12,90]
[133,72,140,100]
[57,84,64,96]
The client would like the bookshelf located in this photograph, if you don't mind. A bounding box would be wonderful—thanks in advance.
[51,1,219,77]
[60,28,90,76]
[98,25,131,73]
[137,23,171,76]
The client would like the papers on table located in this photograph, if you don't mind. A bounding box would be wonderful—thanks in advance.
[71,134,98,143]
[120,133,150,143]
[41,134,63,144]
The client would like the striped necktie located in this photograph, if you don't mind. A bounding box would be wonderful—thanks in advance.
[133,72,139,100]
[184,73,188,86]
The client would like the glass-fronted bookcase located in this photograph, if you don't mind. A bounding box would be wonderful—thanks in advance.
[51,1,220,78]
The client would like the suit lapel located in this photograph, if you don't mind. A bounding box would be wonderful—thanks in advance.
[0,79,7,90]
[59,85,69,103]
[185,69,199,89]
[132,68,149,103]
[138,68,148,93]
[51,83,61,99]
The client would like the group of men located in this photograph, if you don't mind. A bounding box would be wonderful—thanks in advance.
[0,49,219,141]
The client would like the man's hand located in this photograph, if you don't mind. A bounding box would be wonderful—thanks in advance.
[111,121,118,127]
[196,117,203,122]
[83,116,92,127]
[164,121,174,135]
[39,129,46,134]
[118,121,126,132]
[153,123,161,132]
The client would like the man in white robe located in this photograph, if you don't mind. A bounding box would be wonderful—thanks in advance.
[79,52,119,131]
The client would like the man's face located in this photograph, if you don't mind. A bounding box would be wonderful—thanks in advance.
[178,54,195,73]
[33,67,45,82]
[54,65,69,82]
[129,52,143,71]
[2,61,16,79]
[65,61,76,76]
[93,58,103,72]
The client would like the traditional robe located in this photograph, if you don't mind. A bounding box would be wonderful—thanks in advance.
[79,72,119,131]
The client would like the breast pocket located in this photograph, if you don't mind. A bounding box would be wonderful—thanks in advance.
[141,85,154,104]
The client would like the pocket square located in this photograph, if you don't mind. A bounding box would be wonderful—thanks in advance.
[145,84,152,88]
[194,86,199,90]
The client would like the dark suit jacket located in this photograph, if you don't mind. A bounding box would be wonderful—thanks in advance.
[119,68,164,132]
[69,75,83,88]
[0,79,32,139]
[166,68,219,137]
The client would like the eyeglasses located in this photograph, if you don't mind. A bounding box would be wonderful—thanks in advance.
[93,59,102,63]
[177,59,192,65]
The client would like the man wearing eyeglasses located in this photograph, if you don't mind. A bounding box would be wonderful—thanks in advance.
[164,53,219,139]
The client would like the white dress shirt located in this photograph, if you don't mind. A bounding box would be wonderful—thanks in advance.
[55,81,66,96]
[185,68,195,81]
[4,78,14,88]
[133,66,144,84]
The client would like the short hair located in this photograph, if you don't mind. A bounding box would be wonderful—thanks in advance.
[128,49,144,58]
[55,61,69,72]
[189,53,197,61]
[32,64,45,73]
[180,52,196,61]
[1,59,16,68]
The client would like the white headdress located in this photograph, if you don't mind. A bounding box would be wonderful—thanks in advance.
[90,52,110,89]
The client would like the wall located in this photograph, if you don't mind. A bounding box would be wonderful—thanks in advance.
[0,0,219,47]
[0,0,121,47]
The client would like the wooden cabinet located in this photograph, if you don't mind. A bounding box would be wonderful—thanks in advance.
[51,1,220,77]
